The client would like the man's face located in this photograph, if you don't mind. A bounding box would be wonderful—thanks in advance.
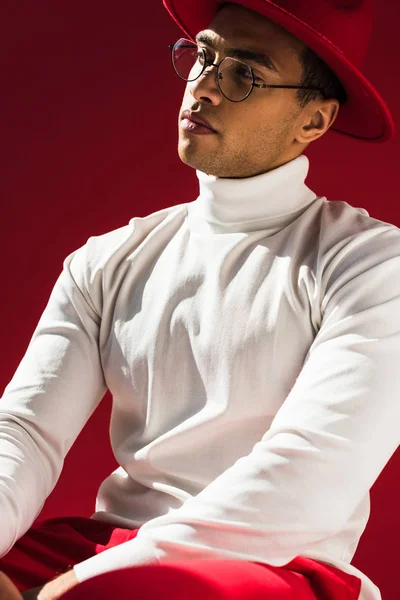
[177,3,315,178]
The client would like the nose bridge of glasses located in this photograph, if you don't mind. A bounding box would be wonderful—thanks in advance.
[193,52,223,84]
[199,52,241,84]
[203,58,224,80]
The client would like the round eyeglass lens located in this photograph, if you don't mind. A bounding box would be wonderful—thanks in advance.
[172,39,254,102]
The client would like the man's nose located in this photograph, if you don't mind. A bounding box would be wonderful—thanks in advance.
[189,65,223,104]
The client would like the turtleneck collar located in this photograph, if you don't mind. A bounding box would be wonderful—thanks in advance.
[187,154,319,235]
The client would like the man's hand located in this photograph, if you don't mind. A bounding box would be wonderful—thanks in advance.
[36,571,79,600]
[0,572,23,600]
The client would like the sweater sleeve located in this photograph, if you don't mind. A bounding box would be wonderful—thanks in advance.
[0,240,107,556]
[73,222,400,582]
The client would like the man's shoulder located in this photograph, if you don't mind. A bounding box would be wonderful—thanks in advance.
[92,201,187,247]
[306,198,400,280]
[73,201,188,270]
[313,197,400,251]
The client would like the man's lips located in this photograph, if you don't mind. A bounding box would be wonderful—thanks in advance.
[181,109,218,132]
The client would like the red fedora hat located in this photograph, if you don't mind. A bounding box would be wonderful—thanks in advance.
[163,0,395,143]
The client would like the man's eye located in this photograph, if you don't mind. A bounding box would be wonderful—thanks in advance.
[194,50,206,63]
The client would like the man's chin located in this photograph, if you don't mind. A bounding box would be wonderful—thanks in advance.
[177,147,211,173]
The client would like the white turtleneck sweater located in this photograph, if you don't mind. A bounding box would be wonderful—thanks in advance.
[1,155,400,600]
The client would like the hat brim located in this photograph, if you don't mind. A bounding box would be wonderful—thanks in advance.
[163,0,395,143]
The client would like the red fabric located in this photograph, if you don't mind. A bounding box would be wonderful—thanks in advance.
[0,516,362,599]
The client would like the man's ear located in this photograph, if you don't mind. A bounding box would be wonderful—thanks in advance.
[297,99,340,144]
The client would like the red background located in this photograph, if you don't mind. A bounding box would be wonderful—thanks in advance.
[0,1,399,598]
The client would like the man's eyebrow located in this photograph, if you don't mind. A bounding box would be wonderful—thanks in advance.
[194,32,280,75]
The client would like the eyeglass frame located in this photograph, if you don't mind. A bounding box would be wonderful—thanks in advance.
[168,37,327,103]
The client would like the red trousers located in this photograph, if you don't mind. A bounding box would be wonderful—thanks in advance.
[0,516,362,599]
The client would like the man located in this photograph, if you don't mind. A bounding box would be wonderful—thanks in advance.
[0,1,398,599]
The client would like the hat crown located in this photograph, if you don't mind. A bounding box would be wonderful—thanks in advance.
[245,0,376,68]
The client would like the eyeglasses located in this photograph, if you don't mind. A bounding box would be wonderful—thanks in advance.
[168,38,326,103]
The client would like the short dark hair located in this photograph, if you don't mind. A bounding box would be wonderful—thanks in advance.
[296,45,348,108]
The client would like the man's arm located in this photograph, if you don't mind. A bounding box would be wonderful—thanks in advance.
[64,223,400,584]
[0,240,107,557]
[36,571,78,600]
